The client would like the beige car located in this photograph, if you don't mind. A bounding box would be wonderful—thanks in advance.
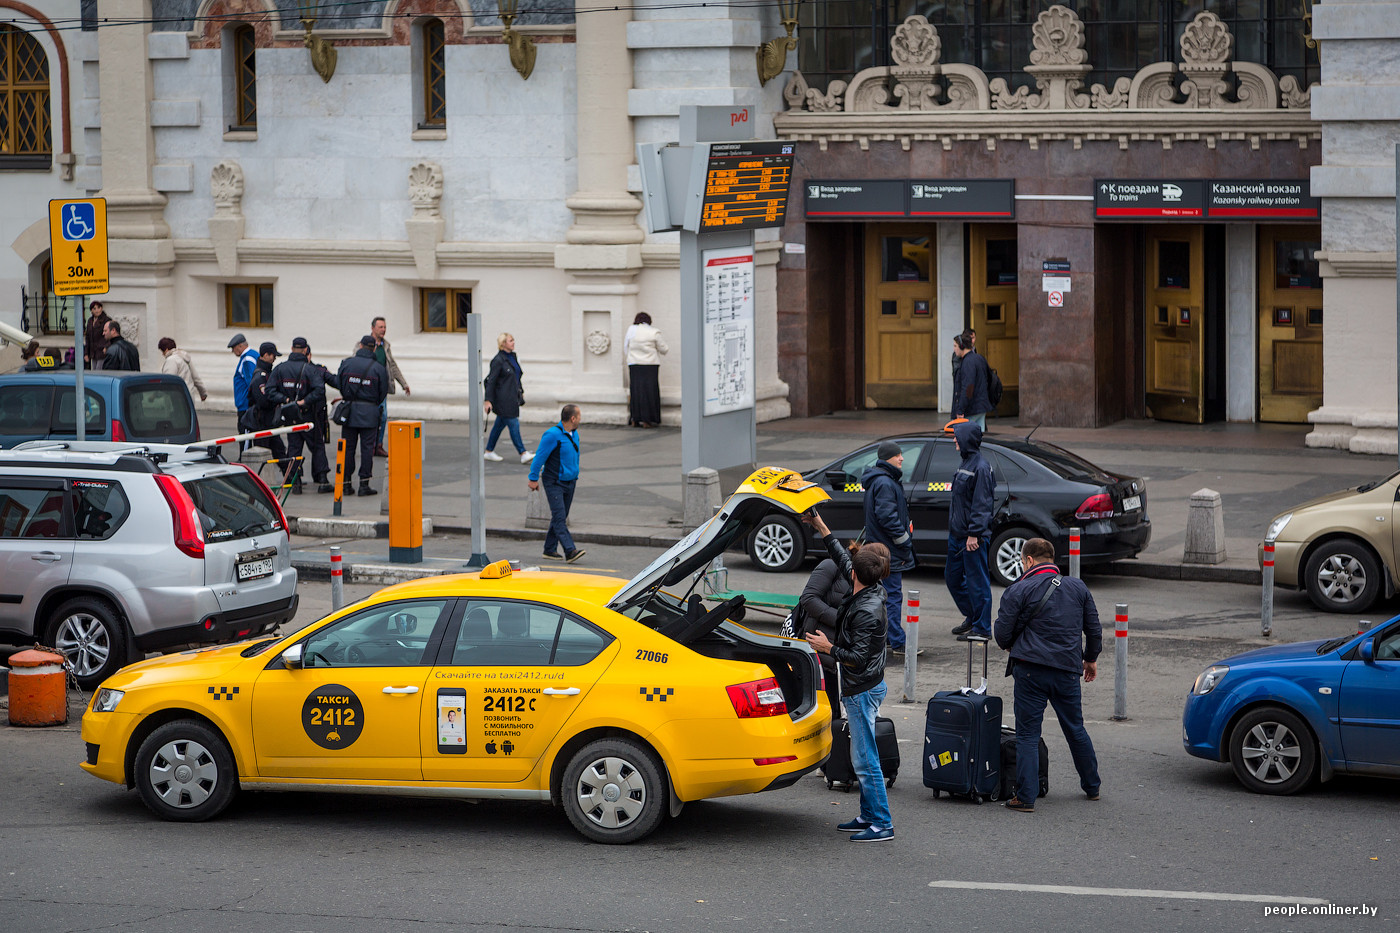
[1264,471,1400,613]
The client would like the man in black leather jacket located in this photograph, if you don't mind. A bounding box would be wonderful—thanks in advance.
[805,509,894,843]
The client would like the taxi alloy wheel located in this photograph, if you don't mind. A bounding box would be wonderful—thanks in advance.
[990,527,1032,587]
[1228,706,1316,796]
[562,739,666,844]
[134,720,239,822]
[48,596,128,690]
[748,514,805,573]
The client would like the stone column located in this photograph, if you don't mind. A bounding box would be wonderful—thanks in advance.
[555,1,644,422]
[96,0,174,365]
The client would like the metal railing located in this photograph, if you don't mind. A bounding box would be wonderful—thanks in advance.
[19,287,77,336]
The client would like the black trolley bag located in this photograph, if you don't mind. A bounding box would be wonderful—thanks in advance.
[922,638,1002,803]
[998,727,1050,801]
[825,716,900,791]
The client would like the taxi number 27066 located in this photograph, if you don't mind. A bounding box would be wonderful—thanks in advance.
[484,695,537,712]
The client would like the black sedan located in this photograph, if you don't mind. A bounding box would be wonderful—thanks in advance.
[745,432,1152,586]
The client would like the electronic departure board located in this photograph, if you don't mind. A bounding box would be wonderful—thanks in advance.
[699,141,795,230]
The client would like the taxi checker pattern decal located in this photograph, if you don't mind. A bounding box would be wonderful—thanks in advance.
[301,685,365,749]
[843,483,863,493]
[641,687,675,702]
[928,482,951,491]
[209,686,239,701]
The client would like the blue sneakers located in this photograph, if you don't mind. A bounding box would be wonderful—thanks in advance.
[836,817,871,833]
[849,826,895,843]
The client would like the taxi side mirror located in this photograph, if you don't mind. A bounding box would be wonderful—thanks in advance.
[1360,638,1375,663]
[282,643,304,669]
[825,470,846,490]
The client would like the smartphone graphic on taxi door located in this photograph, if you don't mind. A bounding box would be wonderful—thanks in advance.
[437,687,467,754]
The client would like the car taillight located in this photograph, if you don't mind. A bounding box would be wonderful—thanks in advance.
[753,756,798,766]
[239,463,290,533]
[1074,493,1115,520]
[726,677,788,718]
[154,474,205,558]
[110,419,125,442]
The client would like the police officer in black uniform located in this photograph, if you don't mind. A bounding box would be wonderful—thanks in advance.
[271,337,330,494]
[337,335,389,496]
[246,342,287,464]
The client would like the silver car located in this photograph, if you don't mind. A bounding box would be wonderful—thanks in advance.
[0,442,298,687]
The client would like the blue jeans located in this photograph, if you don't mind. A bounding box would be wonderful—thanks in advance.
[946,533,991,634]
[377,399,389,446]
[486,416,525,454]
[543,479,576,555]
[1012,660,1100,805]
[881,572,905,649]
[840,681,891,829]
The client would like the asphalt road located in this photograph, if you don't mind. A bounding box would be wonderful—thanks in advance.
[2,556,1396,932]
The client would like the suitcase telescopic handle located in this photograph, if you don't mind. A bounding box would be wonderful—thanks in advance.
[966,637,989,689]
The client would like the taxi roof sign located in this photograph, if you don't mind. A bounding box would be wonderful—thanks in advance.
[48,198,109,297]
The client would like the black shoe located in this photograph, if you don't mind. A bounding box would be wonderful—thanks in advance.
[541,551,564,561]
[317,483,334,494]
[343,482,353,495]
[565,549,586,563]
[357,483,378,497]
[950,621,974,636]
[291,482,304,495]
[957,631,992,642]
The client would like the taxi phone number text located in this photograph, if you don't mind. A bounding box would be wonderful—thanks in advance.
[484,695,538,712]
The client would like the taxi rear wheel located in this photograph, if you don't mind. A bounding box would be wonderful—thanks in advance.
[134,720,238,822]
[747,514,806,573]
[561,739,666,844]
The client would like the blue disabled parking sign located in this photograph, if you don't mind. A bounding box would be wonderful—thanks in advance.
[62,202,96,241]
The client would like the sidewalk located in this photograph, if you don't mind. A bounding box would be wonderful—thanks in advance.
[195,410,1390,586]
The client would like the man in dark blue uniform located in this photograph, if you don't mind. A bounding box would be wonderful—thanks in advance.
[861,441,916,655]
[948,420,995,640]
[337,335,389,496]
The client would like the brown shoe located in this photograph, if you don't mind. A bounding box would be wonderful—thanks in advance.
[374,445,389,458]
[1004,796,1035,813]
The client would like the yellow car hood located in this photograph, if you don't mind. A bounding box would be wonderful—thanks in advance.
[608,466,828,610]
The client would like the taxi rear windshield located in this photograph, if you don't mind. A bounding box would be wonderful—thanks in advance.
[183,472,281,541]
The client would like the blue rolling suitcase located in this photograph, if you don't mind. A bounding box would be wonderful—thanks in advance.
[922,638,1003,803]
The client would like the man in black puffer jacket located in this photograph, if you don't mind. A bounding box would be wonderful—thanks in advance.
[337,335,389,497]
[805,509,894,843]
[245,342,287,464]
[862,440,916,654]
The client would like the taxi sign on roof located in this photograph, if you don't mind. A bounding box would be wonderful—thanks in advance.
[48,198,109,297]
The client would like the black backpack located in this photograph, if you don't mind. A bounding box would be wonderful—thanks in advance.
[987,368,1004,407]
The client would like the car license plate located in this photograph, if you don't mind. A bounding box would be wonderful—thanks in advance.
[237,557,274,581]
[1122,495,1141,512]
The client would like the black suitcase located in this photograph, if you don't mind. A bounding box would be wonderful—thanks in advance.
[998,727,1050,802]
[825,716,900,790]
[922,638,1002,803]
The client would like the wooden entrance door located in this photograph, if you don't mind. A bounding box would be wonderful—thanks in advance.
[863,226,937,408]
[969,224,1019,417]
[1258,226,1323,423]
[1145,225,1205,423]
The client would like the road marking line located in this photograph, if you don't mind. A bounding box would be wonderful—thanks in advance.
[927,881,1327,905]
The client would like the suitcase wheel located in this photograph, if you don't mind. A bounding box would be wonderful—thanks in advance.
[988,785,1002,802]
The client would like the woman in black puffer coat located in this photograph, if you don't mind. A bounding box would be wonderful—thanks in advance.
[797,540,861,720]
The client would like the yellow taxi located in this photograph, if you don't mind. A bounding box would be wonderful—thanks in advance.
[81,468,832,843]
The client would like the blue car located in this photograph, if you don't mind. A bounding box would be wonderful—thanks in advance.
[1183,616,1400,794]
[0,372,198,448]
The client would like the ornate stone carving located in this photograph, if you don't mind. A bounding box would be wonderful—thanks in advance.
[408,161,444,216]
[890,15,939,67]
[1180,12,1232,68]
[210,161,244,213]
[840,16,992,113]
[1029,5,1087,67]
[784,72,847,113]
[1280,75,1312,109]
[116,314,140,347]
[585,330,610,356]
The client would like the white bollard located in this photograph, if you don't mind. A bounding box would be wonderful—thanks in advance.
[330,545,344,611]
[902,589,920,703]
[1260,540,1274,638]
[1111,603,1128,721]
[1068,526,1081,579]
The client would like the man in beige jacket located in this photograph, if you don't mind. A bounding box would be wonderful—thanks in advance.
[158,337,208,401]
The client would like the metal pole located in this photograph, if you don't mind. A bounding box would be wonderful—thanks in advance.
[1261,540,1275,638]
[902,589,920,703]
[333,438,345,517]
[330,545,344,610]
[1111,603,1128,721]
[75,295,86,441]
[1068,526,1081,579]
[465,319,489,568]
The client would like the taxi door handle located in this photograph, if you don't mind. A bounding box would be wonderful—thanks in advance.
[382,686,420,695]
[542,687,580,696]
[31,552,63,563]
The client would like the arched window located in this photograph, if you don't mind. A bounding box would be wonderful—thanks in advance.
[0,23,52,166]
[233,25,256,129]
[421,18,446,128]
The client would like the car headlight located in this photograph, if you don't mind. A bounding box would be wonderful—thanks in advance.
[91,688,124,713]
[1265,513,1293,542]
[1192,666,1229,696]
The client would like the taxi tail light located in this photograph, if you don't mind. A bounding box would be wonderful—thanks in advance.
[726,677,788,718]
[238,463,290,534]
[1074,492,1115,520]
[754,756,798,766]
[154,474,205,559]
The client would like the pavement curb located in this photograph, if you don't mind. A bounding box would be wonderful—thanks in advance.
[288,515,680,549]
[1094,560,1262,586]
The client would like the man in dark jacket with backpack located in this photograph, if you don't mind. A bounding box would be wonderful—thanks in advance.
[993,537,1102,813]
[804,509,894,843]
[245,342,287,464]
[862,441,916,654]
[952,335,994,427]
[338,335,389,496]
[271,337,330,494]
[948,420,995,640]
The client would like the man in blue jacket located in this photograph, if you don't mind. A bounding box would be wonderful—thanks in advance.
[228,334,260,450]
[993,537,1102,813]
[948,420,995,640]
[861,441,916,654]
[528,404,584,563]
[952,335,994,428]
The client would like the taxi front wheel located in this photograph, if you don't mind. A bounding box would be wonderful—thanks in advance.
[561,738,666,844]
[134,720,239,822]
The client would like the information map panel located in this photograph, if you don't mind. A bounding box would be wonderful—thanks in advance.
[699,141,795,231]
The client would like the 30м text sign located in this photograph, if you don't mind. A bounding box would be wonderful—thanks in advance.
[48,198,109,297]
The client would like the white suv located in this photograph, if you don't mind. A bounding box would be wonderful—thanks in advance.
[0,442,298,687]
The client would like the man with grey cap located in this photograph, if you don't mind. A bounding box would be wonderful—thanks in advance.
[229,333,260,449]
[862,440,917,654]
[338,335,389,496]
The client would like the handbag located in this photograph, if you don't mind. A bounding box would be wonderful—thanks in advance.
[277,401,304,426]
[331,400,351,426]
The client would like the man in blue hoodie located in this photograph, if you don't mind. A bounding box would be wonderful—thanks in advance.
[528,404,584,563]
[862,441,916,654]
[948,420,996,640]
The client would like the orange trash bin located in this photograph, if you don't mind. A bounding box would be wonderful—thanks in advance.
[7,648,68,726]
